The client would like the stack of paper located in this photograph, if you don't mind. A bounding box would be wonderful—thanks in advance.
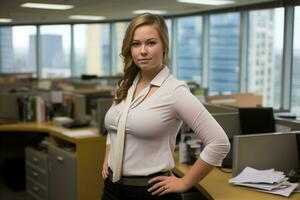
[62,130,98,138]
[229,167,299,197]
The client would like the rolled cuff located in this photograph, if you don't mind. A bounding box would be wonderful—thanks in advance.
[106,133,111,145]
[200,143,230,166]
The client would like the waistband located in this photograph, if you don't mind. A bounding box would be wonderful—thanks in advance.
[108,168,172,186]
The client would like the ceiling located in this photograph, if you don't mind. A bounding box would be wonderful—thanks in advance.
[0,0,276,25]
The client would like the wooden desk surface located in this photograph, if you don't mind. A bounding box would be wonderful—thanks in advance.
[0,122,103,144]
[0,122,106,200]
[173,152,300,200]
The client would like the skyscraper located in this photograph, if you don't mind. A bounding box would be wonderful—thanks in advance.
[29,34,66,77]
[0,27,14,73]
[248,10,276,106]
[209,13,240,94]
[176,16,202,84]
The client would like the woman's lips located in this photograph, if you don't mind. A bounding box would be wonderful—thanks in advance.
[138,58,151,63]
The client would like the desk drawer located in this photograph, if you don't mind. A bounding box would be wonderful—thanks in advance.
[26,147,48,170]
[26,163,48,186]
[26,177,48,200]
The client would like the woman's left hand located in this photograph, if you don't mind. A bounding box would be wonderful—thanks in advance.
[147,175,190,196]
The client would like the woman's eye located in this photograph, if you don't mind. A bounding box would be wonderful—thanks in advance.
[148,41,156,46]
[132,42,140,47]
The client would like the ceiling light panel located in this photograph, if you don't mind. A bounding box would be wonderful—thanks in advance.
[69,15,106,21]
[132,10,167,15]
[0,18,12,23]
[177,0,235,6]
[21,3,74,10]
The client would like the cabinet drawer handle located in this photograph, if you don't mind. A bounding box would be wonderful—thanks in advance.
[57,156,64,163]
[32,157,39,163]
[33,186,39,192]
[33,172,39,177]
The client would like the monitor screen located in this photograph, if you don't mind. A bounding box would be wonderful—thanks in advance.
[296,133,300,166]
[238,107,275,134]
[97,98,113,135]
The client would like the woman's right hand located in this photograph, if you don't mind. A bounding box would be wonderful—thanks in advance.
[102,161,109,180]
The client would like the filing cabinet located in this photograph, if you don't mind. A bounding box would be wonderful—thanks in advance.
[25,147,48,200]
[48,145,77,200]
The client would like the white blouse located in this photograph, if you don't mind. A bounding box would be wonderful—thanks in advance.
[104,66,230,176]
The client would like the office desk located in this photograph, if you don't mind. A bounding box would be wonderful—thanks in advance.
[0,122,106,200]
[173,152,300,200]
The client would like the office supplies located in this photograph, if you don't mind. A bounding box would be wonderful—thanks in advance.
[232,132,300,176]
[238,107,275,134]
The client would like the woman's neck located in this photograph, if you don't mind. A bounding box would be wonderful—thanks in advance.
[139,66,163,84]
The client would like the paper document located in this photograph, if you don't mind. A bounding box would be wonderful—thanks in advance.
[257,183,299,197]
[229,167,286,184]
[229,166,299,197]
[62,130,98,138]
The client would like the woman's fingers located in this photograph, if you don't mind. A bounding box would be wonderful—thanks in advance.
[148,175,189,195]
[102,165,109,179]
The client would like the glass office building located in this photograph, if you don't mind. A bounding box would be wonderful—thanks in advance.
[175,16,202,84]
[0,27,14,73]
[208,13,240,94]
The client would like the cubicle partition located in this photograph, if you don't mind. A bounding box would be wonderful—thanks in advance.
[232,131,300,176]
[212,112,241,168]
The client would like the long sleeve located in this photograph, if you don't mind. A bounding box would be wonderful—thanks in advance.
[172,85,230,166]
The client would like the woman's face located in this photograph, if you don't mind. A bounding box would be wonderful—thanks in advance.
[131,25,164,73]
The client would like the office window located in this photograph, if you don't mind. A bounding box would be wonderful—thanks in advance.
[0,26,37,74]
[291,6,300,116]
[111,22,128,76]
[175,16,202,83]
[208,12,240,94]
[73,24,110,77]
[247,8,284,108]
[40,25,71,78]
[165,19,172,68]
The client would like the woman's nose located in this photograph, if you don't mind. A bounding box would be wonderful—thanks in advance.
[140,45,147,55]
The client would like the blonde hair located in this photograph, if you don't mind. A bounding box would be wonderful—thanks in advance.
[114,13,169,104]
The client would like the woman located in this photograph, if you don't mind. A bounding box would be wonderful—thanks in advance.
[102,13,230,200]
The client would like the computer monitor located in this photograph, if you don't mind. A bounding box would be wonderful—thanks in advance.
[238,107,275,134]
[73,94,87,123]
[62,92,86,123]
[297,133,300,165]
[97,98,113,135]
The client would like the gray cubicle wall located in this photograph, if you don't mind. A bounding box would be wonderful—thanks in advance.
[0,93,20,121]
[212,112,241,139]
[232,132,300,176]
[212,112,241,168]
[275,118,300,131]
[204,103,237,114]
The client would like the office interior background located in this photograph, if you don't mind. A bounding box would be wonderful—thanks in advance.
[0,0,300,114]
